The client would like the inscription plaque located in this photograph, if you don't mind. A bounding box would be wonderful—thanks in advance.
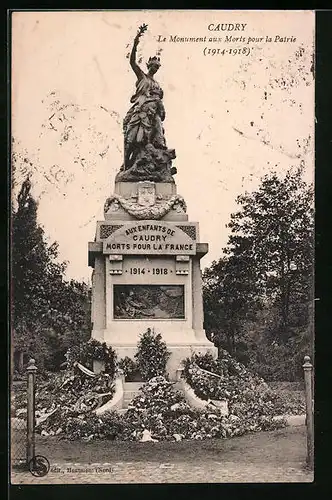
[103,221,197,255]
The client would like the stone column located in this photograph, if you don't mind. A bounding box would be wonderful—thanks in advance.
[92,254,106,339]
[303,355,314,470]
[91,269,95,329]
[191,257,205,338]
[26,359,37,465]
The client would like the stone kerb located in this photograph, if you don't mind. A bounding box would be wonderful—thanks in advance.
[180,379,229,416]
[95,376,124,415]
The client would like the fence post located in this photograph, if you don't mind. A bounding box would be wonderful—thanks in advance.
[303,355,314,470]
[26,358,37,465]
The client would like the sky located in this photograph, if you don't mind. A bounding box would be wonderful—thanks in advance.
[11,10,315,283]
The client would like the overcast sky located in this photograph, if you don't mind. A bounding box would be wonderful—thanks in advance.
[12,10,315,283]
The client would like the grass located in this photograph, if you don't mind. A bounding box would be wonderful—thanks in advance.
[269,381,305,392]
[268,381,306,415]
[32,425,308,467]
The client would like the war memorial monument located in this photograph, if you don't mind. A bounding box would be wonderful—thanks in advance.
[88,25,217,379]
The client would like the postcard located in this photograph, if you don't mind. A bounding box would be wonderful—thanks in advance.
[11,10,314,484]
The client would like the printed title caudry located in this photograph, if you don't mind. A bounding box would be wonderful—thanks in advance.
[157,23,247,43]
[158,23,296,43]
[207,23,247,31]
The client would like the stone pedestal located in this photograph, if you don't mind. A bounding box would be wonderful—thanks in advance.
[88,180,217,380]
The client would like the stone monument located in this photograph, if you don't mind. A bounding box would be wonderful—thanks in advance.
[88,24,217,379]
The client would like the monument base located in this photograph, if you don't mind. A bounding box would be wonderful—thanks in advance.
[89,179,215,381]
[92,326,217,380]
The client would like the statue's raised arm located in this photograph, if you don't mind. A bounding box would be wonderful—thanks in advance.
[129,24,148,80]
[118,23,177,182]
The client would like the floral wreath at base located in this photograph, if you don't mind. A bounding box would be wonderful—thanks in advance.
[104,194,187,219]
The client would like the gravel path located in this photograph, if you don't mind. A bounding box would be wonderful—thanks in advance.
[11,425,314,484]
[11,461,313,484]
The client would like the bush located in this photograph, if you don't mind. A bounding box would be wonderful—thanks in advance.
[244,339,306,382]
[66,339,117,377]
[135,328,170,381]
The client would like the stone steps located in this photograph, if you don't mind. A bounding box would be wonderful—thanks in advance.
[122,382,144,410]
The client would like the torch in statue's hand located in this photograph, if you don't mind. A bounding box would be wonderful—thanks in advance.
[134,23,148,44]
[138,24,148,36]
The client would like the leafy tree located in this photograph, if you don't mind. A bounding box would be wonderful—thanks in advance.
[12,178,58,363]
[203,167,314,379]
[204,253,262,355]
[228,168,313,338]
[11,178,91,371]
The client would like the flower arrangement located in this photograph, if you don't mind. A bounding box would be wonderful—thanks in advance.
[118,376,195,441]
[64,411,125,441]
[29,370,290,441]
[115,376,286,441]
[13,343,304,441]
[16,340,118,437]
[118,356,140,381]
[66,339,117,377]
[32,368,115,436]
[134,328,170,381]
[183,352,305,419]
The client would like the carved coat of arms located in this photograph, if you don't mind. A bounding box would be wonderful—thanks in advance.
[137,181,156,207]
